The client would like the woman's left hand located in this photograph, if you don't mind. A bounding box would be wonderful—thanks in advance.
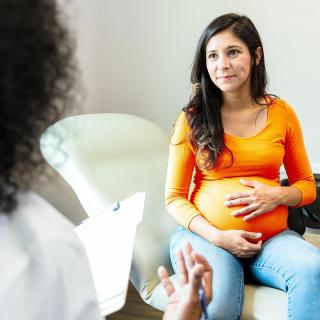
[224,179,282,221]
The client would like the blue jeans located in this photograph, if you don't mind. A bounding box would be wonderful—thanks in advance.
[170,226,320,320]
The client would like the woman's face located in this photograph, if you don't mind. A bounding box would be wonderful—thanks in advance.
[206,29,256,95]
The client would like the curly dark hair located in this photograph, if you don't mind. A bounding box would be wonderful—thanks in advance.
[183,13,269,170]
[0,0,77,213]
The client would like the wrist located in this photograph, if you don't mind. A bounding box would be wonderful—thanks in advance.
[209,229,224,246]
[163,303,202,320]
[276,186,302,206]
[275,186,287,205]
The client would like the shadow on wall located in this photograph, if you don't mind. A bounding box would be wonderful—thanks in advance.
[33,164,87,225]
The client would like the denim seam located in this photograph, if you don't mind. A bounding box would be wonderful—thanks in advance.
[248,265,292,319]
[236,268,244,320]
[248,265,289,290]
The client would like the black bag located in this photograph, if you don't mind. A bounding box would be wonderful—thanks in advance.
[281,174,320,235]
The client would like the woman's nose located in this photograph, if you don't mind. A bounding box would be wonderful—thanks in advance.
[217,55,230,70]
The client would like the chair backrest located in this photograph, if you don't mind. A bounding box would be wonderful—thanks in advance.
[40,113,177,307]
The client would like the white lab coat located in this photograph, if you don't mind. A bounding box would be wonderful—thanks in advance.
[0,192,102,320]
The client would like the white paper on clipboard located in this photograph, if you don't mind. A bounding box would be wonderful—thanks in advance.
[74,192,145,316]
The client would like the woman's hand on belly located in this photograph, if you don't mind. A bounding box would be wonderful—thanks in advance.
[224,179,282,221]
[216,230,262,258]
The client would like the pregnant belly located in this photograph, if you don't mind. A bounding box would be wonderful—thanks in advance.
[192,177,288,241]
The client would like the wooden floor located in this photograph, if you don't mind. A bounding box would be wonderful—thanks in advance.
[107,231,320,320]
[107,282,163,320]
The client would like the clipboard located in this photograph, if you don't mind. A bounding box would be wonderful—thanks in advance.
[74,192,145,316]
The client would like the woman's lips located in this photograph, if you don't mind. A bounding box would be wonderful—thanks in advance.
[217,75,235,80]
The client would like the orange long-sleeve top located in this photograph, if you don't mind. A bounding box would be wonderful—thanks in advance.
[165,98,316,241]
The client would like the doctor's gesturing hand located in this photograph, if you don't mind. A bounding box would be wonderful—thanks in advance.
[224,179,302,221]
[158,242,212,320]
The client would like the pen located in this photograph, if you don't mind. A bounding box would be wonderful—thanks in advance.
[199,284,209,320]
[113,201,120,212]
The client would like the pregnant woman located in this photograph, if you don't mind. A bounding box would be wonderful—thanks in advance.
[165,13,320,319]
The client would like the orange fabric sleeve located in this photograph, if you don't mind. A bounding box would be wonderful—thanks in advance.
[283,103,316,206]
[165,113,201,228]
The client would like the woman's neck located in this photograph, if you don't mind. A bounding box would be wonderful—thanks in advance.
[222,92,257,111]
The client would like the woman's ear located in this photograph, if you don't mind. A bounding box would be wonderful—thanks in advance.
[255,47,262,65]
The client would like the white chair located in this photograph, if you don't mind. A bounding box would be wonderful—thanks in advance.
[40,113,288,319]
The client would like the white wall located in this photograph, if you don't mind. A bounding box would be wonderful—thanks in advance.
[73,0,320,167]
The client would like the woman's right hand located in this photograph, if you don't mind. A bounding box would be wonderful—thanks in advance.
[215,230,262,258]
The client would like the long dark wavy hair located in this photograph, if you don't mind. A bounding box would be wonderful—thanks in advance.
[183,13,268,169]
[0,0,77,213]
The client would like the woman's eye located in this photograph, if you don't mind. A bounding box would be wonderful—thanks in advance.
[208,53,217,59]
[228,49,240,57]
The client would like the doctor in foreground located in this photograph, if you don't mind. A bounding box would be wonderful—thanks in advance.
[0,0,102,319]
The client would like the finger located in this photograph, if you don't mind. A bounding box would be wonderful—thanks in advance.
[256,240,263,249]
[238,254,257,259]
[189,264,204,294]
[224,196,252,207]
[191,251,213,302]
[231,203,259,216]
[243,209,264,221]
[191,251,212,272]
[224,190,252,200]
[240,179,260,187]
[184,241,194,269]
[241,231,262,240]
[176,249,188,285]
[245,243,261,254]
[240,247,261,256]
[158,266,175,297]
[185,241,193,253]
[237,243,262,257]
